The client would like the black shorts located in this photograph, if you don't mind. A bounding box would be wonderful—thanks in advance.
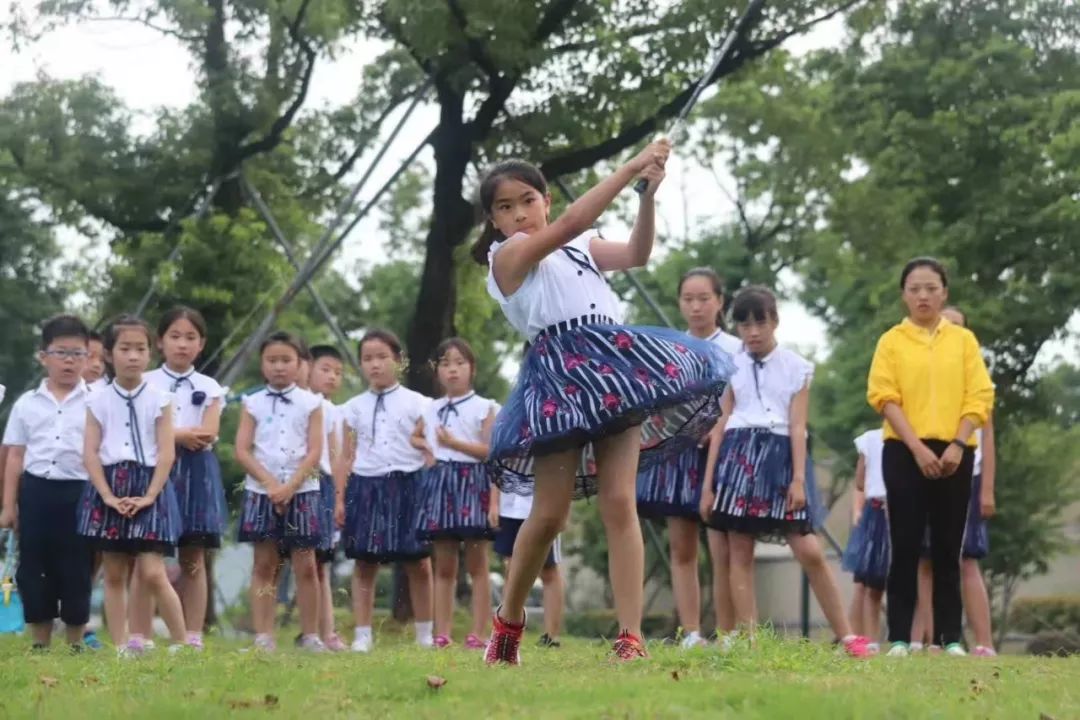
[16,474,93,626]
[493,517,561,568]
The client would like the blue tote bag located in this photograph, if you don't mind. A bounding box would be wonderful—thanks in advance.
[0,530,24,634]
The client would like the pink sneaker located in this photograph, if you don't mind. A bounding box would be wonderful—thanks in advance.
[464,633,487,650]
[611,630,648,661]
[433,634,453,649]
[125,636,147,656]
[186,633,204,651]
[253,634,277,653]
[843,635,873,659]
[324,634,347,652]
[972,645,997,657]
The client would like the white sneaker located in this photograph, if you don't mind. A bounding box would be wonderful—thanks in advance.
[716,632,738,653]
[680,631,707,650]
[909,641,924,652]
[351,635,373,653]
[886,642,910,657]
[945,643,967,656]
[300,635,327,653]
[167,643,186,656]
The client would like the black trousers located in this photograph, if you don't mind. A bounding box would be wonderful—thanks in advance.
[883,439,973,646]
[15,474,93,626]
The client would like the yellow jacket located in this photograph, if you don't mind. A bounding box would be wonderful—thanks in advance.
[867,317,995,445]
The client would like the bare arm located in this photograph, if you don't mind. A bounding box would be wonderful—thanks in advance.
[590,173,666,272]
[234,405,280,490]
[1,446,24,526]
[852,455,867,524]
[287,406,323,490]
[146,406,176,499]
[788,386,810,486]
[83,410,117,505]
[198,397,223,438]
[492,141,669,296]
[334,426,357,504]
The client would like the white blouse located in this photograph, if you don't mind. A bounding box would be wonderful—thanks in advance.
[423,392,495,463]
[487,232,624,339]
[2,380,91,480]
[145,367,225,433]
[242,385,322,494]
[340,385,430,476]
[88,381,171,467]
[854,428,886,500]
[706,329,743,355]
[725,347,814,437]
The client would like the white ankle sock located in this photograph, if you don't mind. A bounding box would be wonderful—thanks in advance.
[354,626,372,643]
[415,620,434,644]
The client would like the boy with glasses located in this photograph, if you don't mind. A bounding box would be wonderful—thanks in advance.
[0,315,95,651]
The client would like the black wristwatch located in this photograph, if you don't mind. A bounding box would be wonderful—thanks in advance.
[950,438,967,451]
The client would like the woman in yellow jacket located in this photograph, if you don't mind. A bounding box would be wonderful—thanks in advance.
[867,258,994,657]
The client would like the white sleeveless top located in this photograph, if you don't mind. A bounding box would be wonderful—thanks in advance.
[424,392,496,463]
[486,232,623,338]
[725,347,814,437]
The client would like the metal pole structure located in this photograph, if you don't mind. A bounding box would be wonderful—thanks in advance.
[134,174,227,318]
[239,173,362,374]
[214,84,430,386]
[217,130,433,387]
[800,571,811,638]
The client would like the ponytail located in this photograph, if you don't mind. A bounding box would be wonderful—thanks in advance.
[471,223,506,266]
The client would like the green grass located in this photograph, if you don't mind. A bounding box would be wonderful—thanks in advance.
[1,628,1078,719]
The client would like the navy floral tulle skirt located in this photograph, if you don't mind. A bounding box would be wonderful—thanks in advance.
[490,316,734,499]
[636,445,707,521]
[172,447,228,548]
[237,489,322,551]
[416,460,495,542]
[706,428,826,543]
[342,472,430,563]
[76,461,182,555]
[842,498,890,591]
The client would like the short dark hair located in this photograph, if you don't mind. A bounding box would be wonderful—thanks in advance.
[260,331,305,358]
[900,257,949,290]
[471,159,549,266]
[358,328,404,362]
[731,286,779,324]
[41,315,90,349]
[310,345,344,363]
[104,314,154,351]
[87,330,104,345]
[157,305,208,340]
[433,337,477,374]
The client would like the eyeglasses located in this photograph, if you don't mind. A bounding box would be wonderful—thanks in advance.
[43,349,89,360]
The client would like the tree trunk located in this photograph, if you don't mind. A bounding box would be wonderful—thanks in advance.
[204,552,217,630]
[404,87,475,395]
[391,563,412,622]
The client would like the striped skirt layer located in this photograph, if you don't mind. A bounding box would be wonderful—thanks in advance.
[342,472,430,563]
[416,460,495,542]
[317,472,337,555]
[76,462,182,555]
[237,490,322,550]
[636,445,707,521]
[706,428,826,543]
[172,447,228,547]
[842,499,890,591]
[490,318,734,500]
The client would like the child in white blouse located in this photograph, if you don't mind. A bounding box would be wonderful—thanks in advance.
[701,288,870,657]
[335,329,434,653]
[77,315,188,654]
[235,331,325,652]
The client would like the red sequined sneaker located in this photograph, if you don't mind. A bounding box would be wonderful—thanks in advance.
[611,630,648,661]
[484,609,525,666]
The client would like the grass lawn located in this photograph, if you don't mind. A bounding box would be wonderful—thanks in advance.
[0,625,1077,719]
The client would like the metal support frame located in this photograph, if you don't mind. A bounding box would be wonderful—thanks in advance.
[239,172,362,375]
[215,84,432,386]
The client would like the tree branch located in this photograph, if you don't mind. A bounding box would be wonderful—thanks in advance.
[539,2,863,179]
[8,148,170,233]
[237,0,316,160]
[83,14,203,43]
[745,0,865,56]
[464,0,581,141]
